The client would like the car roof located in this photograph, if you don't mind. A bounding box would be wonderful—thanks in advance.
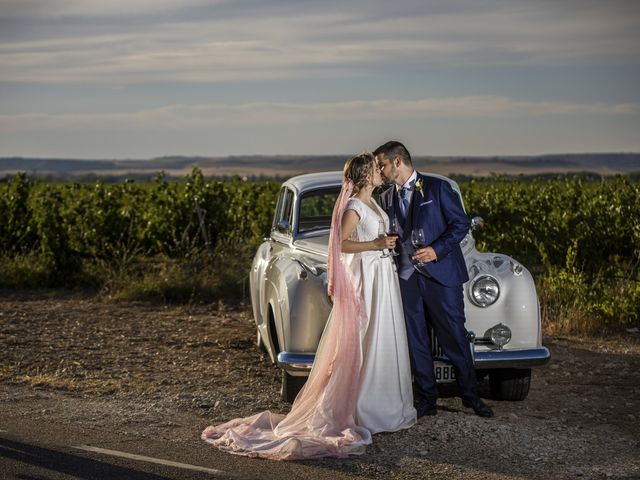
[282,171,343,194]
[282,170,462,196]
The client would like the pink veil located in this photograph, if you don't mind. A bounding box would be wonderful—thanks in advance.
[201,179,372,460]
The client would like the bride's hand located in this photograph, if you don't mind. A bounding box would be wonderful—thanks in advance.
[374,235,397,251]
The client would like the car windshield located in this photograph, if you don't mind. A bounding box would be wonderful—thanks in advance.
[298,187,341,234]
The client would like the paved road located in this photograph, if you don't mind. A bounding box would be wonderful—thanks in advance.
[1,414,349,480]
[0,418,242,480]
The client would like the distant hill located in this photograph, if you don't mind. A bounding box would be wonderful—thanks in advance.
[1,153,639,181]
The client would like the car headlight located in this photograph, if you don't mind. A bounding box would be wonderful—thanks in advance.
[470,275,500,307]
[489,323,512,348]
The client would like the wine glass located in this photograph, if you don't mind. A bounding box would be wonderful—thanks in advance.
[379,220,391,258]
[386,217,400,256]
[411,228,427,266]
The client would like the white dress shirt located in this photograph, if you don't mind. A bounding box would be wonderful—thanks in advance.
[397,170,418,209]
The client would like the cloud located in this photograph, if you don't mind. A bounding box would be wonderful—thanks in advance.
[1,1,639,85]
[0,0,222,19]
[1,97,636,132]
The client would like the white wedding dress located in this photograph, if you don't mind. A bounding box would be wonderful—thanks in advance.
[345,198,416,433]
[201,192,415,460]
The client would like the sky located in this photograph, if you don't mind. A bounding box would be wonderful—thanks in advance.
[0,0,639,159]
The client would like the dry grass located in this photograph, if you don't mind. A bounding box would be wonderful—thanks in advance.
[542,308,599,337]
[8,371,122,395]
[17,374,120,395]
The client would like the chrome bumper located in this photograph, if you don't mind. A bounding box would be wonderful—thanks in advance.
[278,346,551,372]
[473,347,551,369]
[277,352,314,371]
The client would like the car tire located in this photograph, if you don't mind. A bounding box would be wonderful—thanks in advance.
[489,368,531,401]
[281,371,307,403]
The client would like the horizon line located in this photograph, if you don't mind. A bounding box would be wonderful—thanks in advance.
[1,151,639,162]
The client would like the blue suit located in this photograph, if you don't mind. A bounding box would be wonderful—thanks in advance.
[380,173,479,405]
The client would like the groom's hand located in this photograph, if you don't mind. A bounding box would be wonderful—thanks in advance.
[413,246,438,263]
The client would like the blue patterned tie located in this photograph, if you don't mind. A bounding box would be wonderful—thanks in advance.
[399,187,409,219]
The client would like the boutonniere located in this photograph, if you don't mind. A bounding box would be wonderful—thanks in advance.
[415,178,424,197]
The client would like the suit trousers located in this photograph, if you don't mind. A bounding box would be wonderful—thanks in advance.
[399,271,479,404]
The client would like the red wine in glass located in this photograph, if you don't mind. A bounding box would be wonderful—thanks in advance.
[386,218,400,255]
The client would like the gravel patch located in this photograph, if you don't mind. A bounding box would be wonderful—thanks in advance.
[1,291,639,479]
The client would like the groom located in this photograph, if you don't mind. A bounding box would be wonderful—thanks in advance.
[374,141,493,418]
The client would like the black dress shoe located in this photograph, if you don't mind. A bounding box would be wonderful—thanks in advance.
[416,401,437,417]
[462,398,494,418]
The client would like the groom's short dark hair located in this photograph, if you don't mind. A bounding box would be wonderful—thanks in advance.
[373,141,412,166]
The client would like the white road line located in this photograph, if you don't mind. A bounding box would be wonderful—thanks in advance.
[74,445,229,476]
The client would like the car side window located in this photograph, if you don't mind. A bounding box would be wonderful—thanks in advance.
[273,187,294,233]
[282,189,294,226]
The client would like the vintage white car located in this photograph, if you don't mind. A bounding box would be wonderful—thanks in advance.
[250,171,550,402]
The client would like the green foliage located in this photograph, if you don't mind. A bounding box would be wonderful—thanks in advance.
[0,169,279,297]
[538,265,639,334]
[463,175,640,273]
[0,173,36,253]
[1,169,638,331]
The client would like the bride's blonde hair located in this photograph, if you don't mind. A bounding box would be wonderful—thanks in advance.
[343,152,375,195]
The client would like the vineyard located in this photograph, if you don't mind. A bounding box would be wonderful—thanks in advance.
[464,175,640,332]
[1,168,638,333]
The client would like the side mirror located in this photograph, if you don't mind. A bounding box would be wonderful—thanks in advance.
[471,216,485,232]
[276,220,291,234]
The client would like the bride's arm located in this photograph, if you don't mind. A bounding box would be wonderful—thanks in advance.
[340,209,395,253]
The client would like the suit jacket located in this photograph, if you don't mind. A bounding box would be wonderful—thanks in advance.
[380,173,470,287]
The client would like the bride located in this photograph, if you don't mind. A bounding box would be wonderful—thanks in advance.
[201,152,416,460]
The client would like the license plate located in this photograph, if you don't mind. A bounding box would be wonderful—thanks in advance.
[435,363,456,383]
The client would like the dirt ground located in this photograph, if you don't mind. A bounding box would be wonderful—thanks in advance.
[1,290,639,479]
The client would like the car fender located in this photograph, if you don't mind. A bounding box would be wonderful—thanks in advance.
[464,249,541,349]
